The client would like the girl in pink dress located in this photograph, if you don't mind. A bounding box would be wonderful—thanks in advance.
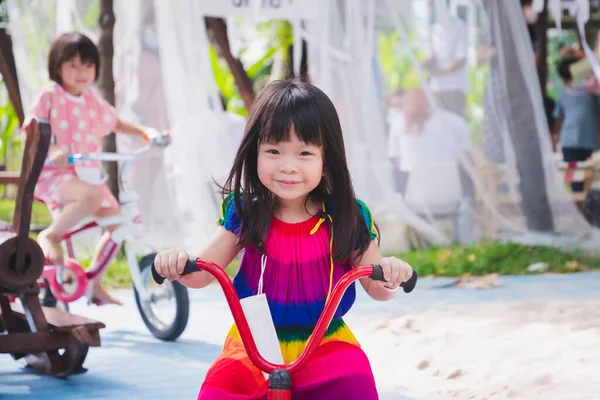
[24,32,165,305]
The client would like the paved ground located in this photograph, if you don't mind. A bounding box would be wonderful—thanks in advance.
[1,272,599,399]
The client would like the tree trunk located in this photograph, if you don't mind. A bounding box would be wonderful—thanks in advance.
[205,17,255,111]
[484,0,554,232]
[0,28,24,124]
[535,0,549,96]
[96,0,118,199]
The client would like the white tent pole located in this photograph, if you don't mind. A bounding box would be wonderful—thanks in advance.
[292,19,302,77]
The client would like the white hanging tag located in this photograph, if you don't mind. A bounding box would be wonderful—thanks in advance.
[240,294,284,365]
[239,255,283,377]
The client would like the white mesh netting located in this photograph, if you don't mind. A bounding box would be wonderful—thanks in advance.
[7,0,600,256]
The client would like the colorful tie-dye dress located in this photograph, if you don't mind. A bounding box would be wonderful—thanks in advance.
[198,194,380,399]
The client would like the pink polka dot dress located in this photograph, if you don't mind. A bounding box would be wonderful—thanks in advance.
[23,83,119,210]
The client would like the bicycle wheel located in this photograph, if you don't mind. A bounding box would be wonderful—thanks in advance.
[38,278,70,313]
[133,253,190,341]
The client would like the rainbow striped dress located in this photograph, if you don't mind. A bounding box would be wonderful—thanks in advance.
[198,195,380,399]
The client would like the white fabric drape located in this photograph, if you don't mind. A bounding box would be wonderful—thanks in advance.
[7,0,598,256]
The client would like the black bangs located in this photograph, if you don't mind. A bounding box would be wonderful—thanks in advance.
[258,83,324,147]
[70,43,99,65]
[59,33,99,66]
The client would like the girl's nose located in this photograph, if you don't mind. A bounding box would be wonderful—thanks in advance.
[279,161,298,174]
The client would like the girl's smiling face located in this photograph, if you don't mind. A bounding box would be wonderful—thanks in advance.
[257,129,324,205]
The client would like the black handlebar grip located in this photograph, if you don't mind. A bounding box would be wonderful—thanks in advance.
[151,259,200,285]
[370,264,418,293]
[181,259,200,276]
[151,262,165,285]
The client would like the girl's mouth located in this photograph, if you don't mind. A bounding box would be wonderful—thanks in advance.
[277,180,300,186]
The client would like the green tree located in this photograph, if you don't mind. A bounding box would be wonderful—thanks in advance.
[208,19,295,116]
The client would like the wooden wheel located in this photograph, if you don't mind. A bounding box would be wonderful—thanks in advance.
[23,326,90,377]
[0,237,45,290]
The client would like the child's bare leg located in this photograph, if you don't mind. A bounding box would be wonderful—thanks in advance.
[38,179,104,265]
[88,207,123,305]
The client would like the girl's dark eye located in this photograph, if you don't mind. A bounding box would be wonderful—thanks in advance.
[267,149,279,155]
[300,151,313,156]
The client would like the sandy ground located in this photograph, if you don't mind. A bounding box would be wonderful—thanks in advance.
[4,280,600,400]
[350,299,600,400]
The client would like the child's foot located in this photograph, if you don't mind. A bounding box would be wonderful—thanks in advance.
[90,288,123,306]
[37,230,64,265]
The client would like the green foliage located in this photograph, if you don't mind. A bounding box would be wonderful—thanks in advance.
[0,1,8,23]
[0,84,21,171]
[82,3,100,29]
[210,45,244,115]
[210,20,294,116]
[396,242,600,277]
[256,20,294,56]
[254,20,293,80]
[247,47,278,78]
[465,63,486,149]
[0,199,52,226]
[79,255,132,289]
[377,31,424,93]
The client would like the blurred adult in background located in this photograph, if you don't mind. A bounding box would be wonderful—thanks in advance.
[387,88,471,194]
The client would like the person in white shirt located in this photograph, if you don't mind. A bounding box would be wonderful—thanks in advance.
[387,88,472,192]
[422,0,469,116]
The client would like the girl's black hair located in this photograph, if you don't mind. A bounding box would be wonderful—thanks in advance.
[48,32,100,84]
[222,79,377,262]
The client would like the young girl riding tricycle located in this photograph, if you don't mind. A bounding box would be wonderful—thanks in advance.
[153,80,417,399]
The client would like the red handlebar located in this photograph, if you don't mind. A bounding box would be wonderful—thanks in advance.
[151,259,417,374]
[185,259,376,373]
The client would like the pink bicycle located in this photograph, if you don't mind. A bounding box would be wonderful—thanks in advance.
[39,136,190,341]
[152,259,417,399]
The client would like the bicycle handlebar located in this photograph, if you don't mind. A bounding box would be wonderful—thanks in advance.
[150,258,417,374]
[46,143,156,167]
[151,259,417,293]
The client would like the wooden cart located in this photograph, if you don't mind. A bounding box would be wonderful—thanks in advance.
[0,119,105,377]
